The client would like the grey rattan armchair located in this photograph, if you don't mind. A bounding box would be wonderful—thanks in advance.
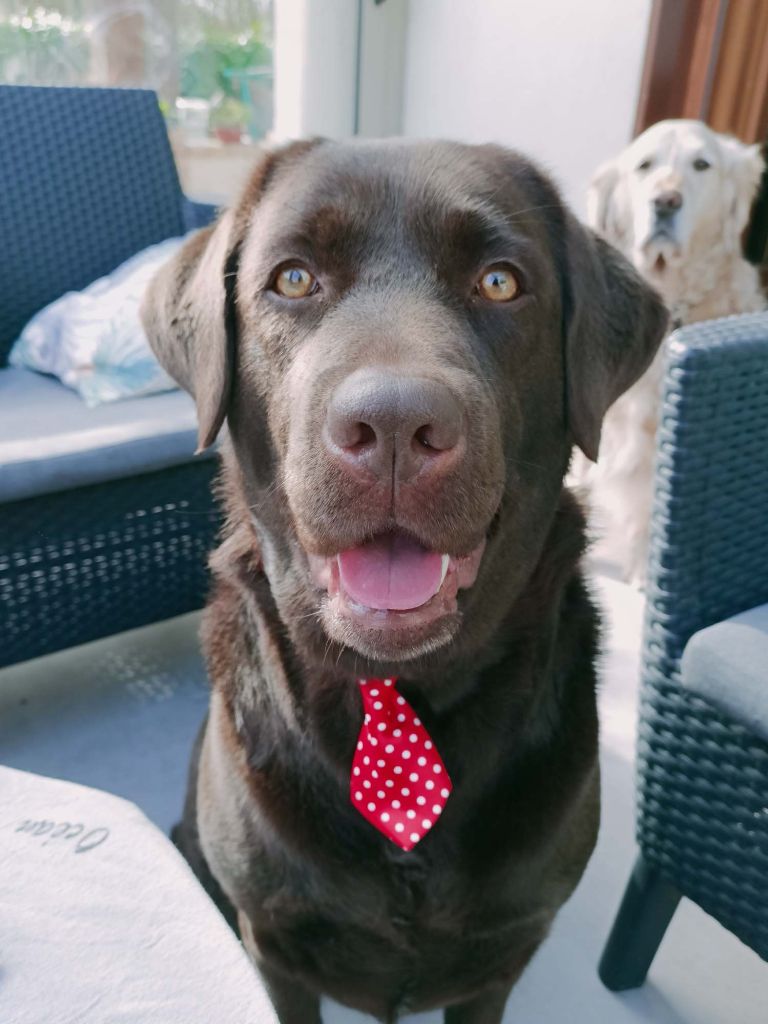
[0,86,222,667]
[599,313,768,988]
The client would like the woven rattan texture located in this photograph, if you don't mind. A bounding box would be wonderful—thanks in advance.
[0,86,185,364]
[0,461,220,668]
[639,313,768,958]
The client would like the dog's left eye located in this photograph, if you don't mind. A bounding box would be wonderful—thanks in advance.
[476,264,521,303]
[693,157,711,171]
[272,265,317,299]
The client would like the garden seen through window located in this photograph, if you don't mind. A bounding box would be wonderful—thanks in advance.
[0,2,274,146]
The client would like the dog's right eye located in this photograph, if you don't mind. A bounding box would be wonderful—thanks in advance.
[476,264,522,303]
[636,159,652,173]
[272,265,318,299]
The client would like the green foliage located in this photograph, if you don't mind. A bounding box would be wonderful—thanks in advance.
[179,20,272,102]
[0,4,272,101]
[0,7,89,85]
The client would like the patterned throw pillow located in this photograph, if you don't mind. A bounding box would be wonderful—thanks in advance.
[10,235,189,406]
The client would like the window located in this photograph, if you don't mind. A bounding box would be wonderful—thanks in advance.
[0,2,274,146]
[1,1,406,202]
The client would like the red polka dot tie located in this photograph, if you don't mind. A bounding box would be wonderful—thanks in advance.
[350,678,452,851]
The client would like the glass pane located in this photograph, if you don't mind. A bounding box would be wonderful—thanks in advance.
[0,1,274,145]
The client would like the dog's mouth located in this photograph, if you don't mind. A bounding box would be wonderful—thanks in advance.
[638,236,683,278]
[641,228,682,267]
[306,530,485,653]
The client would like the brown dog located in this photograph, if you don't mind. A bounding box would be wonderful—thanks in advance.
[142,139,666,1024]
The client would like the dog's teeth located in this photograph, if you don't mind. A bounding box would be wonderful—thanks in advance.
[440,555,450,586]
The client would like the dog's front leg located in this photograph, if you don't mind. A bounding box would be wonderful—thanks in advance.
[237,911,323,1024]
[443,983,512,1024]
[258,960,323,1024]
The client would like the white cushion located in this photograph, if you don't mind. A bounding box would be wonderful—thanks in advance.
[9,236,185,406]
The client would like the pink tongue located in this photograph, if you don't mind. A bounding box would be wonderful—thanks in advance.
[337,534,444,611]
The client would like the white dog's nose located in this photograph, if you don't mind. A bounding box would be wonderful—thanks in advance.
[654,190,683,217]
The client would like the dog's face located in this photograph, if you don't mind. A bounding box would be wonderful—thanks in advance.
[588,120,764,275]
[143,140,665,666]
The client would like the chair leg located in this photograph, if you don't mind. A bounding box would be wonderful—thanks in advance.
[598,852,681,991]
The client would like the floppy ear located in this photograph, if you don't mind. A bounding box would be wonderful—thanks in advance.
[564,214,668,461]
[141,139,320,451]
[586,158,624,246]
[142,211,240,451]
[720,137,764,253]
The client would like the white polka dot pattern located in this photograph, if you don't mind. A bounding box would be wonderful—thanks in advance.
[350,678,452,851]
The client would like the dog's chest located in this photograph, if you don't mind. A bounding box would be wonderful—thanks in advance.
[201,704,565,991]
[200,718,591,1016]
[240,827,553,1016]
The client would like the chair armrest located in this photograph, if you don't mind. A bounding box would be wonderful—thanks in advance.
[645,312,768,663]
[181,197,220,231]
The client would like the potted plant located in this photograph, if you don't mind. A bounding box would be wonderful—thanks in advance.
[210,96,249,144]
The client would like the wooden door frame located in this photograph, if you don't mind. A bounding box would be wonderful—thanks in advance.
[635,0,768,143]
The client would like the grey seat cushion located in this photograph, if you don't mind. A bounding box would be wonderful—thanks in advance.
[681,603,768,742]
[0,367,212,502]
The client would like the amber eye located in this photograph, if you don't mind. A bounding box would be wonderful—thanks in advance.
[476,264,521,303]
[273,265,317,299]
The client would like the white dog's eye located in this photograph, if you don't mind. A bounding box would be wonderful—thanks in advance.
[693,157,711,171]
[636,159,652,173]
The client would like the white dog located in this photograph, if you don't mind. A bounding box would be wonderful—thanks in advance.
[576,119,765,584]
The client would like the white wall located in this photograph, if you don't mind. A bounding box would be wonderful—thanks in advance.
[402,0,651,215]
[273,0,359,139]
[273,0,409,140]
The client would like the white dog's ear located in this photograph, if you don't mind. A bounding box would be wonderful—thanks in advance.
[586,158,622,243]
[721,137,765,253]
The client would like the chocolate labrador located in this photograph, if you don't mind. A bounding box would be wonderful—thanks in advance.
[142,138,666,1023]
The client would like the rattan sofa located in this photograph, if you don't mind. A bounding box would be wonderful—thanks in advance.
[599,313,768,987]
[0,86,221,668]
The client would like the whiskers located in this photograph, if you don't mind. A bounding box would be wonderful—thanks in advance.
[247,479,282,515]
[291,607,325,625]
[322,633,335,671]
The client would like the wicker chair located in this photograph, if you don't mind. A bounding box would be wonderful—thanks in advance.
[0,86,221,667]
[598,313,768,988]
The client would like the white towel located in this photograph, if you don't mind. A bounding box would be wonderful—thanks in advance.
[0,765,277,1024]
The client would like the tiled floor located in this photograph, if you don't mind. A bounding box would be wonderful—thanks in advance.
[1,574,765,1022]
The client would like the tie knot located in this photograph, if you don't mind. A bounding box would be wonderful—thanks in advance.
[359,677,402,720]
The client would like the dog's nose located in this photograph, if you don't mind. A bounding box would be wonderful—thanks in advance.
[325,371,463,483]
[654,190,683,217]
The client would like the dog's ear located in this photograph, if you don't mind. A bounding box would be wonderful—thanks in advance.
[586,158,625,246]
[142,211,240,451]
[564,214,668,461]
[141,139,320,451]
[720,136,764,253]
